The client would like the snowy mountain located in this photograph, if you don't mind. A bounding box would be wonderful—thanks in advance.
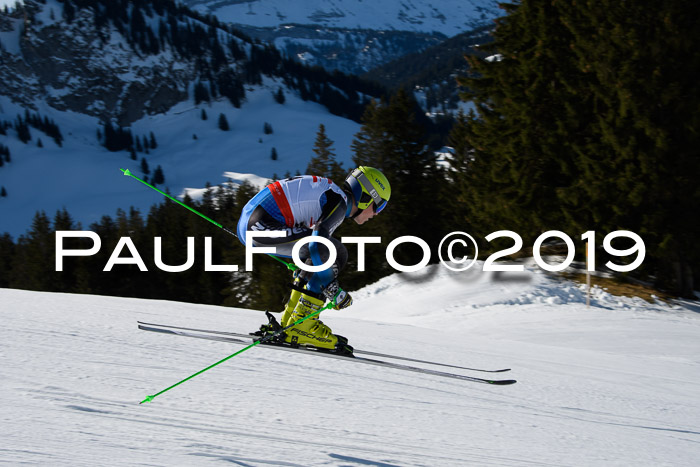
[0,86,362,238]
[183,0,500,35]
[235,24,446,76]
[3,262,700,465]
[182,0,501,74]
[0,0,380,238]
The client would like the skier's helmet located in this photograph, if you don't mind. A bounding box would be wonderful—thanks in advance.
[345,166,391,214]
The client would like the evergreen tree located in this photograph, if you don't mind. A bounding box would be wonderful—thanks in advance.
[351,89,442,275]
[15,116,30,143]
[52,208,82,292]
[153,165,165,185]
[141,157,150,176]
[441,110,474,230]
[1,186,6,197]
[222,181,262,308]
[0,232,15,287]
[455,1,579,244]
[10,211,54,291]
[201,108,208,120]
[306,124,345,182]
[218,113,230,131]
[270,147,278,160]
[274,87,285,104]
[455,0,700,295]
[62,0,75,22]
[194,81,210,105]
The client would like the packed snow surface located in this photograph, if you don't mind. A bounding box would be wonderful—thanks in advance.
[2,263,700,466]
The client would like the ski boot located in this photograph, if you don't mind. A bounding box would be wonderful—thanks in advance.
[285,290,354,356]
[280,277,303,327]
[252,277,304,342]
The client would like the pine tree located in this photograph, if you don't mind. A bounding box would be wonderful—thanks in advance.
[63,0,75,22]
[222,181,263,307]
[351,89,441,273]
[218,113,230,131]
[194,81,210,105]
[306,124,344,182]
[441,110,474,230]
[557,1,700,295]
[455,1,579,243]
[52,208,81,292]
[15,116,30,143]
[270,147,278,160]
[0,232,15,287]
[10,211,55,291]
[153,165,165,185]
[455,0,700,295]
[274,87,285,104]
[141,157,150,176]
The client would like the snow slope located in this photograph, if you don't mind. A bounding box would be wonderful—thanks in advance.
[0,82,360,238]
[2,263,700,466]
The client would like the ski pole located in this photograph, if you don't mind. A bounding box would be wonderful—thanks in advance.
[139,301,334,404]
[120,168,297,271]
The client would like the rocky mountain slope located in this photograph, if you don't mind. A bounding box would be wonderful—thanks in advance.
[182,0,501,74]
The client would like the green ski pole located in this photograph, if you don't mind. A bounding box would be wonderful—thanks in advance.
[139,301,334,404]
[120,168,297,271]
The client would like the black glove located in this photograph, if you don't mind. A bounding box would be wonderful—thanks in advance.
[323,279,353,310]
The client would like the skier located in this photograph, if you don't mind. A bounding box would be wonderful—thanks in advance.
[236,166,390,355]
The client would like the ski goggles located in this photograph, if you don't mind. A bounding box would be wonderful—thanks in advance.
[354,170,389,214]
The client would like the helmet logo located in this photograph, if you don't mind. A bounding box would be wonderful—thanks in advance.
[374,178,386,190]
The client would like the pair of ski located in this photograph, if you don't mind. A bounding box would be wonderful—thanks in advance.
[138,321,517,386]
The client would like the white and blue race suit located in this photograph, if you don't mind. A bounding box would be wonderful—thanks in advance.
[237,175,350,294]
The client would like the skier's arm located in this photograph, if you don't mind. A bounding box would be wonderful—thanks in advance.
[313,189,346,237]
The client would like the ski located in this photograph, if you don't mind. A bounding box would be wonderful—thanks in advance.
[137,320,511,373]
[138,323,517,386]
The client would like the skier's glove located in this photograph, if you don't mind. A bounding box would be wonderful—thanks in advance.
[323,280,353,310]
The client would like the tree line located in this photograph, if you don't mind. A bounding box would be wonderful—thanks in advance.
[448,0,699,297]
[2,0,696,302]
[0,93,448,310]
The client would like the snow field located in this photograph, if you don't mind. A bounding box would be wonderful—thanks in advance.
[0,84,360,238]
[2,263,699,466]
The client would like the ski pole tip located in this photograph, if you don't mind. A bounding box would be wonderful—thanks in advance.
[140,395,155,404]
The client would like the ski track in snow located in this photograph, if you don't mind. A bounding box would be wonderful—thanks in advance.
[2,264,700,466]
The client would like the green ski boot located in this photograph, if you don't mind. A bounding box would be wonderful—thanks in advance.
[285,291,353,355]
